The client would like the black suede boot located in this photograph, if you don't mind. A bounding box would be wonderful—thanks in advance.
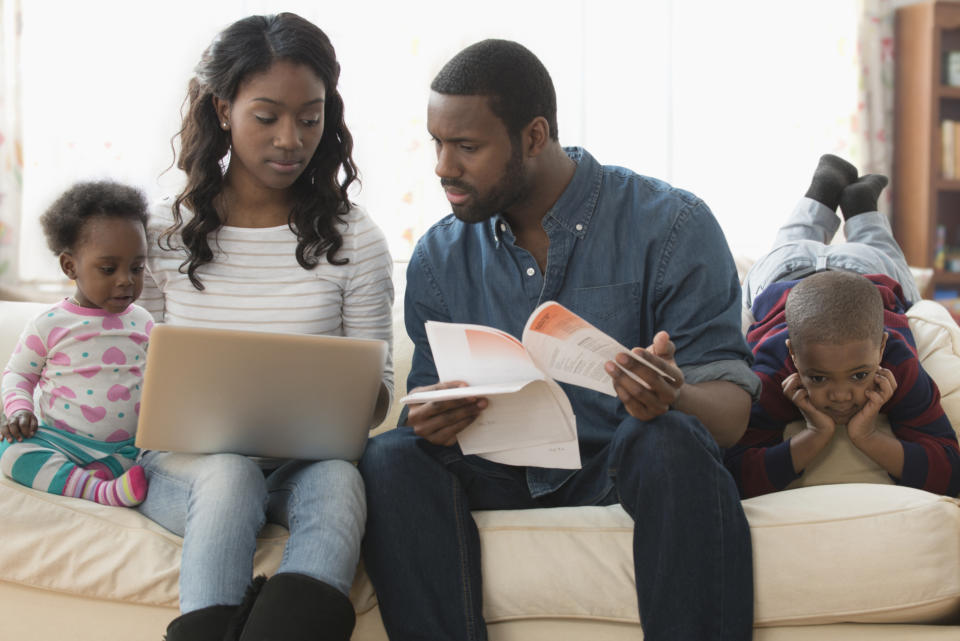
[224,575,268,641]
[164,605,238,641]
[238,573,356,641]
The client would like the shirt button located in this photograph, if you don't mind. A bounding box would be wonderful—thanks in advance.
[526,267,536,276]
[575,223,583,231]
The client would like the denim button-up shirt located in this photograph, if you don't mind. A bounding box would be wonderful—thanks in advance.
[404,147,759,496]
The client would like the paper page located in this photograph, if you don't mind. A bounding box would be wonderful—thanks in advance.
[425,321,544,386]
[455,379,577,455]
[477,435,581,469]
[473,380,580,468]
[521,301,674,396]
[400,381,532,405]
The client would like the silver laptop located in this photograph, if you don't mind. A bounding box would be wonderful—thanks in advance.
[135,325,387,461]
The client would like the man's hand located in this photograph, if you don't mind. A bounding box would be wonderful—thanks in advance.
[847,368,897,444]
[406,381,487,447]
[2,410,38,443]
[605,331,684,421]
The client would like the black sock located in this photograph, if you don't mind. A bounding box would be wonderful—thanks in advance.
[839,174,888,220]
[804,154,858,211]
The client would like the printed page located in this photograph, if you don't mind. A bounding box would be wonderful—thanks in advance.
[478,435,581,469]
[521,301,675,396]
[425,320,544,386]
[455,379,578,457]
[403,321,581,469]
[400,381,533,405]
[476,379,581,469]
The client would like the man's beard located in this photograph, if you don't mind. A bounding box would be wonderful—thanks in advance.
[444,145,528,224]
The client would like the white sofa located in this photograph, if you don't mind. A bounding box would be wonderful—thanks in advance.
[3,292,960,641]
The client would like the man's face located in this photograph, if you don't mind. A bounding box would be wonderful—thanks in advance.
[788,336,887,425]
[427,91,529,224]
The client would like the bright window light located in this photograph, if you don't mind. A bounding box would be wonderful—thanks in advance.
[16,0,859,282]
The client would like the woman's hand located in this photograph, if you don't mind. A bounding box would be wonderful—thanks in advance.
[405,381,487,447]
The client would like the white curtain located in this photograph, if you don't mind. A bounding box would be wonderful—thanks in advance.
[0,0,22,286]
[855,0,897,215]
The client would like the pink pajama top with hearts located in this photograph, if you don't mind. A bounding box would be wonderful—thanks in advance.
[1,300,153,441]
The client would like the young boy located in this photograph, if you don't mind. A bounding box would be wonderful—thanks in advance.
[725,155,960,498]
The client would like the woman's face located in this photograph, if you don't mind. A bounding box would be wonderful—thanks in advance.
[216,60,327,194]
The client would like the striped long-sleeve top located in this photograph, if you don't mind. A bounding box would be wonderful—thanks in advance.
[724,274,960,498]
[140,200,394,410]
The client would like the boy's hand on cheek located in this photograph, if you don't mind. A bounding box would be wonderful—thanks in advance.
[782,373,836,438]
[847,368,897,444]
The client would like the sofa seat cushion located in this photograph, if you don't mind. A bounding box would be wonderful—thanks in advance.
[0,474,377,612]
[5,474,958,627]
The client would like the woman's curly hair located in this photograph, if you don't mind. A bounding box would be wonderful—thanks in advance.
[162,12,358,289]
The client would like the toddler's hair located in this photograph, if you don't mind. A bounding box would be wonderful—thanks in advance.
[40,180,148,255]
[785,270,884,351]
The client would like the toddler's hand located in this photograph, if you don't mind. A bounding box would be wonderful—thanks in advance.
[782,373,836,438]
[847,368,897,444]
[2,410,38,442]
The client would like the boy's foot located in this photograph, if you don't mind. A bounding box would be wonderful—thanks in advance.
[805,154,858,211]
[840,174,889,220]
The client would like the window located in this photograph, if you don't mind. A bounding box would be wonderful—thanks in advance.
[16,0,859,282]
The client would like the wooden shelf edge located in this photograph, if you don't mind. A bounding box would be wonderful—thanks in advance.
[932,270,960,287]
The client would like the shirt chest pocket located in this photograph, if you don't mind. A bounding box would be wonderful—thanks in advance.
[559,282,643,348]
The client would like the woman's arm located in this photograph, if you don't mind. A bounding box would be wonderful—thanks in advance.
[340,210,395,425]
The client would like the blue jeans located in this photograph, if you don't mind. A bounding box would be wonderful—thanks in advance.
[137,451,365,613]
[742,197,922,309]
[359,412,753,641]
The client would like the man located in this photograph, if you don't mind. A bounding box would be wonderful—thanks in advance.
[359,39,759,641]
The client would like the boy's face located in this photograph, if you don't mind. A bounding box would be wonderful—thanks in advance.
[787,334,888,425]
[60,216,148,315]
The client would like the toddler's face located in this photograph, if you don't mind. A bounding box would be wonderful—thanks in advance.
[62,216,147,315]
[788,336,887,425]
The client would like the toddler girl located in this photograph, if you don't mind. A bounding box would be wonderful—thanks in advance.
[0,180,152,507]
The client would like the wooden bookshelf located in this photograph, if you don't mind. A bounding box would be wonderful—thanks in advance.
[894,0,960,302]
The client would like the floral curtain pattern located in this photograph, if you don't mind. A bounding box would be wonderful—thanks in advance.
[0,0,22,285]
[855,0,897,214]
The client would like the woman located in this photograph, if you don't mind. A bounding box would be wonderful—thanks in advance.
[137,13,393,641]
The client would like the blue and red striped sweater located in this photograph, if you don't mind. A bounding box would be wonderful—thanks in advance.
[724,274,960,498]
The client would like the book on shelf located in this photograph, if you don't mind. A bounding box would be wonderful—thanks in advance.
[956,121,960,181]
[944,120,956,180]
[400,301,675,469]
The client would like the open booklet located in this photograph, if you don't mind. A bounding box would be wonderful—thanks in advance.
[400,301,675,469]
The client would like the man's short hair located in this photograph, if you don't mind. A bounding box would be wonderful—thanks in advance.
[785,270,885,351]
[430,39,559,142]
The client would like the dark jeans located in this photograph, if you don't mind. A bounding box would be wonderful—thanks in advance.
[359,411,753,641]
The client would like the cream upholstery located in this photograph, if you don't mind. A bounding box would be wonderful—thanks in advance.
[2,291,960,640]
